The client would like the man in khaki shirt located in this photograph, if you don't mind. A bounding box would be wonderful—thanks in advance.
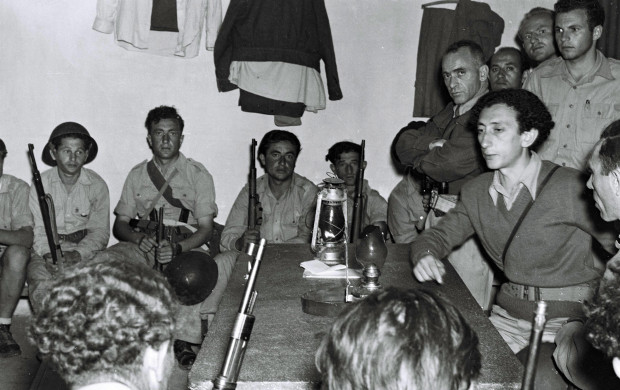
[0,139,33,357]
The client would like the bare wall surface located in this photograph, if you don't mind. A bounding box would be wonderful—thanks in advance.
[0,0,553,243]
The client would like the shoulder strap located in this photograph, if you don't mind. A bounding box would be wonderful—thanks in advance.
[501,165,561,262]
[146,160,190,223]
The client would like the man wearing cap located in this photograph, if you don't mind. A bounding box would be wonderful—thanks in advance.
[0,139,33,357]
[105,105,222,369]
[27,122,110,313]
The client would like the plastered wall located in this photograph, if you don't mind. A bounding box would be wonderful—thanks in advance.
[0,0,554,243]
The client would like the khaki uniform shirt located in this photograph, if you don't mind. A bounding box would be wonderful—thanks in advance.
[0,174,33,252]
[115,152,218,224]
[524,51,620,170]
[346,179,387,235]
[29,167,110,260]
[221,173,317,251]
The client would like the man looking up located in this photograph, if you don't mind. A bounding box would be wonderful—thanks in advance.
[524,0,620,171]
[220,130,317,252]
[0,139,33,357]
[27,122,110,314]
[108,105,221,369]
[393,40,492,309]
[489,47,525,91]
[325,141,387,237]
[30,256,177,390]
[411,89,616,388]
[518,7,559,69]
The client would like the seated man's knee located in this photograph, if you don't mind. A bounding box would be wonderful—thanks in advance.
[3,245,31,271]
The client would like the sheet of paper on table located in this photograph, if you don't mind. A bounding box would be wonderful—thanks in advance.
[300,259,362,279]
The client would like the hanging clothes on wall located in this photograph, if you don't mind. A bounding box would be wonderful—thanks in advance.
[214,0,343,126]
[413,0,504,117]
[93,0,222,58]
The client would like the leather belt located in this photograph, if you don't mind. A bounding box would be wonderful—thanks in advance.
[58,229,87,244]
[502,281,596,303]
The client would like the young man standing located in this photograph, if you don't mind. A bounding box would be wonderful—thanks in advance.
[411,89,616,388]
[524,0,620,171]
[27,122,110,313]
[220,130,317,252]
[325,141,387,237]
[108,105,221,369]
[0,139,33,357]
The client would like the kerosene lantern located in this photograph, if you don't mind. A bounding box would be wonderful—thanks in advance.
[310,177,348,265]
[347,225,388,300]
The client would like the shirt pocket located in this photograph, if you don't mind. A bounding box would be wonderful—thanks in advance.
[580,102,615,144]
[72,198,92,222]
[282,206,301,242]
[172,185,194,209]
[135,184,160,217]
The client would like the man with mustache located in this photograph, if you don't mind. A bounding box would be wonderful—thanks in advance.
[489,47,525,91]
[393,40,492,309]
[524,0,620,171]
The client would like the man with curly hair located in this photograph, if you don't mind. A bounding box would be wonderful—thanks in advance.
[315,287,481,390]
[30,255,177,390]
[411,89,616,388]
[524,0,620,171]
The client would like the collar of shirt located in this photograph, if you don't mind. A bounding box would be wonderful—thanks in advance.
[259,172,299,201]
[455,83,489,117]
[152,152,188,176]
[488,152,542,208]
[50,166,93,186]
[544,50,615,85]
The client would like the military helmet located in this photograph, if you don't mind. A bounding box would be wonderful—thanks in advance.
[164,251,218,306]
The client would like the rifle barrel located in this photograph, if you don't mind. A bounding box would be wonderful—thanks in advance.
[28,144,62,267]
[350,140,366,243]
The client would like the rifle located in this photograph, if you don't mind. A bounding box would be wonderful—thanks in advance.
[213,238,267,389]
[154,207,165,272]
[350,140,365,243]
[522,301,547,390]
[27,144,64,273]
[246,139,262,256]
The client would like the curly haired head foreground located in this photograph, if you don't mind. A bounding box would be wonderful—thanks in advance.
[470,89,555,151]
[30,255,177,388]
[315,287,481,390]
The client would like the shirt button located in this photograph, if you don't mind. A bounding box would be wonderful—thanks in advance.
[566,124,570,128]
[569,104,574,108]
[562,162,566,166]
[572,86,577,90]
[563,144,568,148]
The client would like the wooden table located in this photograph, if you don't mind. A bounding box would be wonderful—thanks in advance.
[189,244,522,389]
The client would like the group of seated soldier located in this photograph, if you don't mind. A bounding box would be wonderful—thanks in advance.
[5,0,620,389]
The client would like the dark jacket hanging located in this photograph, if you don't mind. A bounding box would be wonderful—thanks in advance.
[413,0,504,117]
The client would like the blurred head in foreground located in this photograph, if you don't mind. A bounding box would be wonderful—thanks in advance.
[30,256,178,390]
[316,287,481,390]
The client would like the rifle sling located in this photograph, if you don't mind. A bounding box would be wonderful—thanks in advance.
[146,160,190,223]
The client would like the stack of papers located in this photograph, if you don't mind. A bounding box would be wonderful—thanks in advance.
[300,260,361,279]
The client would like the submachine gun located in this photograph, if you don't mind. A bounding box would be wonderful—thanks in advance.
[350,140,365,243]
[213,238,267,389]
[27,144,64,273]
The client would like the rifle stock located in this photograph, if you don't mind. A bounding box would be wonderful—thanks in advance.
[522,301,547,390]
[350,140,366,243]
[213,239,266,389]
[27,144,64,272]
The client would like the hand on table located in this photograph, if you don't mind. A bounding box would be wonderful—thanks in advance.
[412,253,445,284]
